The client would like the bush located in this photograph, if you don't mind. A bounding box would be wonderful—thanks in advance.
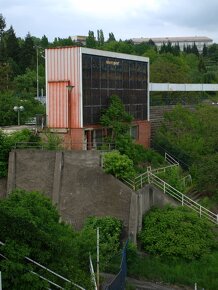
[157,166,186,192]
[0,129,40,177]
[103,150,136,180]
[73,216,123,272]
[41,130,63,150]
[139,206,216,260]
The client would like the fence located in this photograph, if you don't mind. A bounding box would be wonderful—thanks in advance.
[148,172,218,225]
[104,240,128,290]
[14,141,115,151]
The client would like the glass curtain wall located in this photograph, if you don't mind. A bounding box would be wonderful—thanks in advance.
[82,54,148,125]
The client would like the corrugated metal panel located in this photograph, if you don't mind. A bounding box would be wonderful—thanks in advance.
[48,81,68,128]
[46,47,82,128]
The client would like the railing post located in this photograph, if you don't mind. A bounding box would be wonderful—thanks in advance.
[163,182,166,194]
[182,194,184,206]
[199,206,202,217]
[217,214,218,224]
[0,271,2,290]
[141,175,143,188]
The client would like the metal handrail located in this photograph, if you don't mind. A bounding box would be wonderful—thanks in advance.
[0,240,86,290]
[148,172,218,224]
[124,163,179,191]
[14,141,116,151]
[165,152,179,165]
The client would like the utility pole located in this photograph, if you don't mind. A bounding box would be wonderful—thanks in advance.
[36,46,39,99]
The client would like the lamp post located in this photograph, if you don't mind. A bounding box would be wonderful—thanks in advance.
[13,106,24,126]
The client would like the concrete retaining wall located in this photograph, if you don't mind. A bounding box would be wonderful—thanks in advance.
[7,150,138,240]
[7,149,179,242]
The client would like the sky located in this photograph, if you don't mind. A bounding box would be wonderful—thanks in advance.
[1,0,218,43]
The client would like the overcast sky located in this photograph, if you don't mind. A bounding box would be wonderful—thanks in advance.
[1,0,218,43]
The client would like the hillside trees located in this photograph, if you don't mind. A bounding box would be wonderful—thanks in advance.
[154,105,218,196]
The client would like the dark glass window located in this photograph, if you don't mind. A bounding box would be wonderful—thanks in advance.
[82,54,148,125]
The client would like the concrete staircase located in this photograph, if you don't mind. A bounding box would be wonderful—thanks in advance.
[187,189,203,203]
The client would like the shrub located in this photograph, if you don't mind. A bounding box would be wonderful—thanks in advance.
[74,216,123,271]
[139,206,216,260]
[157,166,186,192]
[0,129,40,177]
[103,150,136,180]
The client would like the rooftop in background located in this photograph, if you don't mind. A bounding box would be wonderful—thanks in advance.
[71,35,87,45]
[131,36,213,52]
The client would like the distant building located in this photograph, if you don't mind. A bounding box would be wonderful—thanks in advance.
[71,35,87,45]
[131,36,213,52]
[45,47,150,150]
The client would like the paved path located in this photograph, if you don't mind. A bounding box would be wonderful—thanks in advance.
[101,273,192,290]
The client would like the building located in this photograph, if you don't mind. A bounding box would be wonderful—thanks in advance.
[131,36,213,52]
[45,47,150,149]
[71,35,87,45]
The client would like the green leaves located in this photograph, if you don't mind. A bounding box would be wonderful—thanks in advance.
[154,105,218,194]
[103,151,136,180]
[139,206,217,260]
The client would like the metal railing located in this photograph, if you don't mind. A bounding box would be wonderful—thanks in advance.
[14,141,116,151]
[0,240,86,290]
[123,163,179,191]
[165,152,179,165]
[148,171,218,225]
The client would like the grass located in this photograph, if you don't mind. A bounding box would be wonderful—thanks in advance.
[127,251,218,290]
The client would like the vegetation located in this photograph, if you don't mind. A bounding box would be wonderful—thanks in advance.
[139,206,216,260]
[157,166,188,193]
[0,129,40,177]
[0,189,124,289]
[154,105,218,203]
[1,12,218,126]
[103,151,136,180]
[129,205,218,289]
[100,95,165,175]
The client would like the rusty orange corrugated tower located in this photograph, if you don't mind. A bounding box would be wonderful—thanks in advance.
[46,47,150,149]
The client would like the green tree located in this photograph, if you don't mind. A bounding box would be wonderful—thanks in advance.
[0,189,92,289]
[20,33,35,72]
[100,95,133,142]
[97,29,104,47]
[40,34,49,48]
[202,43,208,57]
[86,30,97,48]
[107,32,116,42]
[0,14,6,61]
[4,26,20,64]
